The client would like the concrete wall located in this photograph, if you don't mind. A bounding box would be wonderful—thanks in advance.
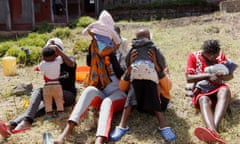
[110,5,217,21]
[219,0,240,12]
[103,0,222,6]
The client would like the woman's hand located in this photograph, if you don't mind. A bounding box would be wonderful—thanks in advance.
[129,49,137,65]
[148,48,161,72]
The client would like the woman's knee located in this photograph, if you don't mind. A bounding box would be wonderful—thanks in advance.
[101,98,112,108]
[199,96,212,106]
[217,87,231,100]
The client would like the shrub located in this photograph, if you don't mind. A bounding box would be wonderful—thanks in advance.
[17,33,48,47]
[52,27,71,39]
[6,46,42,65]
[17,50,27,65]
[34,22,54,33]
[67,19,78,29]
[6,47,21,58]
[27,46,42,65]
[76,16,96,28]
[28,33,50,42]
[0,41,15,57]
[73,40,90,54]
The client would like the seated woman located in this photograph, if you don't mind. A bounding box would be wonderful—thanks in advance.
[185,39,234,144]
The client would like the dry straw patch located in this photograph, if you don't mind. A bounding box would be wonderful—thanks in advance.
[1,11,240,144]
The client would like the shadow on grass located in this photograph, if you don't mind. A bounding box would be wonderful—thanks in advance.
[220,97,240,133]
[109,107,191,144]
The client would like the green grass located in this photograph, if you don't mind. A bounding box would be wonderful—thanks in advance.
[1,11,240,144]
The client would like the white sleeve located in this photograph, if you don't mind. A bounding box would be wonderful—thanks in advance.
[56,56,63,64]
[38,61,46,71]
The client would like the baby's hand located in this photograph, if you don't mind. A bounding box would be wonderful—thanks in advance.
[209,73,223,84]
[215,71,226,77]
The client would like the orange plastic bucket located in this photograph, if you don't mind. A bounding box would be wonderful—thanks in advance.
[76,66,90,83]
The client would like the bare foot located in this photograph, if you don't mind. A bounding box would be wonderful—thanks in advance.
[13,120,31,131]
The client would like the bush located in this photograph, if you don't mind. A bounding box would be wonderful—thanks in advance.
[17,50,27,65]
[34,22,54,33]
[76,16,96,28]
[52,27,71,39]
[18,33,48,47]
[67,19,78,29]
[73,40,90,54]
[6,46,42,65]
[0,41,15,57]
[28,33,50,42]
[6,47,21,58]
[27,46,42,65]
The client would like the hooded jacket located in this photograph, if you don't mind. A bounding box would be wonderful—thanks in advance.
[126,38,166,79]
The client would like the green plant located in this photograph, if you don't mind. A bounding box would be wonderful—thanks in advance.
[27,46,42,65]
[6,46,21,57]
[76,16,96,28]
[17,50,27,65]
[73,40,90,54]
[5,46,42,65]
[17,33,48,48]
[0,41,15,57]
[67,19,78,29]
[52,27,71,39]
[34,21,54,33]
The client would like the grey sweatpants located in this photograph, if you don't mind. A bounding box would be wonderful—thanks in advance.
[11,88,76,125]
[69,75,127,138]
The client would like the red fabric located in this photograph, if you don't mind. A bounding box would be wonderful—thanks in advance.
[35,66,40,71]
[104,97,126,138]
[185,51,228,108]
[185,51,227,74]
[192,85,229,108]
[79,96,102,119]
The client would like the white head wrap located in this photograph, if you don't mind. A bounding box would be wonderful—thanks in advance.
[46,37,64,51]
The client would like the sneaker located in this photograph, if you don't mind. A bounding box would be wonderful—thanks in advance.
[56,112,65,118]
[158,127,176,142]
[109,126,129,141]
[45,114,54,120]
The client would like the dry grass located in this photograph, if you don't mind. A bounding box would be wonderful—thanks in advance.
[1,11,240,144]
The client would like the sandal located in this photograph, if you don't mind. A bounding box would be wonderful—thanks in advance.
[12,120,31,134]
[0,120,11,138]
[109,126,129,141]
[12,127,30,134]
[194,126,226,144]
[158,127,176,142]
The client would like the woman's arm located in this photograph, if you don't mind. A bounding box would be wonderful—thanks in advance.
[55,46,75,68]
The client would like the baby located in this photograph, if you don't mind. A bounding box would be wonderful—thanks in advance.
[125,29,167,111]
[35,45,64,119]
[126,29,165,85]
[189,60,237,97]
